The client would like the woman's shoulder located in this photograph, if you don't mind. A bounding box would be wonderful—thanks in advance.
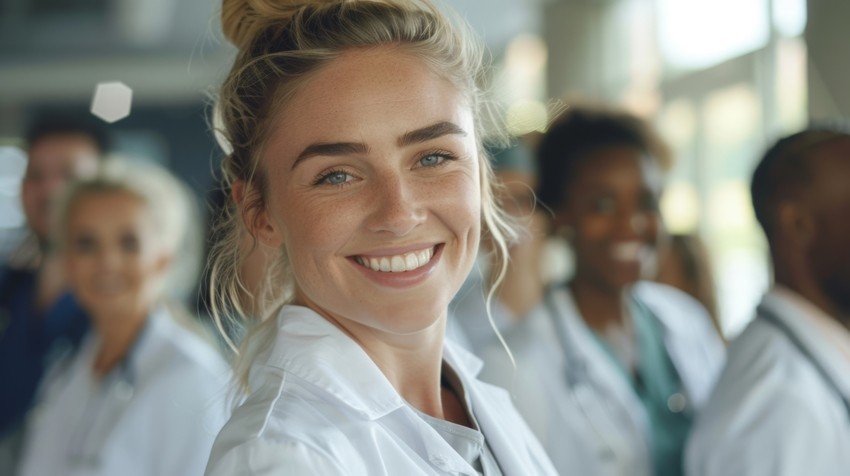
[206,369,369,475]
[633,281,705,313]
[722,316,813,390]
[205,436,350,476]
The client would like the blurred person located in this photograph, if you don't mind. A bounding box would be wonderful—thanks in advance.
[449,140,549,351]
[686,128,850,476]
[203,0,558,474]
[16,160,229,476]
[655,233,723,338]
[477,106,725,476]
[0,115,106,468]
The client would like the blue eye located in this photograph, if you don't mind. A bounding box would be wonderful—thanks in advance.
[419,154,446,167]
[325,171,349,184]
[315,169,352,186]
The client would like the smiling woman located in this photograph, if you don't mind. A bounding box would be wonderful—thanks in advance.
[474,106,726,476]
[16,160,230,476]
[203,0,557,475]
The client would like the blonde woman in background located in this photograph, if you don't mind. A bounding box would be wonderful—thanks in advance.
[17,160,230,476]
[204,0,558,474]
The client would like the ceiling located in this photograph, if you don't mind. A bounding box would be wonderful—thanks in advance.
[0,0,547,105]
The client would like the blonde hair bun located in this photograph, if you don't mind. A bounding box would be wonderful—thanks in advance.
[222,0,337,49]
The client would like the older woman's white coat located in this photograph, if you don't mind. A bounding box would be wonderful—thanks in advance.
[17,308,230,476]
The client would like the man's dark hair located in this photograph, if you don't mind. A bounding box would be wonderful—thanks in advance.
[24,114,111,155]
[536,106,670,212]
[750,128,849,242]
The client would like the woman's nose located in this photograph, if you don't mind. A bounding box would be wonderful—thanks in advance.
[95,247,123,272]
[366,175,426,236]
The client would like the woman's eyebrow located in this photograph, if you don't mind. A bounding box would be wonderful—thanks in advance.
[291,142,369,170]
[291,121,466,171]
[398,121,467,147]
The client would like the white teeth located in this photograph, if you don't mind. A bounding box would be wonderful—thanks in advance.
[405,253,418,269]
[611,242,644,261]
[358,247,434,273]
[418,250,429,266]
[390,256,405,272]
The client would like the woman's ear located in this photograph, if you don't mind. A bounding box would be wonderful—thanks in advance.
[232,180,285,248]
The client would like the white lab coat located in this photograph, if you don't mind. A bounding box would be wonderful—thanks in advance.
[204,305,558,476]
[17,307,230,476]
[473,282,725,476]
[685,287,850,476]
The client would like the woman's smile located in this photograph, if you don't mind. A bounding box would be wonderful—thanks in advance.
[256,48,481,333]
[352,244,437,273]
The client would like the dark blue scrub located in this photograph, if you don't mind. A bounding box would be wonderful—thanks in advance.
[0,266,89,436]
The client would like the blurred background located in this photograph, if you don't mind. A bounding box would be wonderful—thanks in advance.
[0,0,846,338]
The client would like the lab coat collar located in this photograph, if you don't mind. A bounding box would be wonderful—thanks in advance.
[445,338,547,475]
[68,306,167,387]
[633,281,726,408]
[761,286,850,400]
[550,287,653,440]
[263,305,486,422]
[633,281,703,337]
[443,337,484,377]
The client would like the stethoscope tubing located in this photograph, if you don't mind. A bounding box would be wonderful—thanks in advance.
[758,305,850,419]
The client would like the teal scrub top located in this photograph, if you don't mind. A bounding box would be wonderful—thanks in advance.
[591,298,692,476]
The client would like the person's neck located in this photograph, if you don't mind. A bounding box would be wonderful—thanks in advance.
[91,307,149,378]
[569,277,629,332]
[321,309,470,425]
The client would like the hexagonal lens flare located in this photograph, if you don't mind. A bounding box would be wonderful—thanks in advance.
[90,81,133,123]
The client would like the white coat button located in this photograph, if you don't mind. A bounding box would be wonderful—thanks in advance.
[667,393,687,413]
[113,380,135,401]
[431,455,447,467]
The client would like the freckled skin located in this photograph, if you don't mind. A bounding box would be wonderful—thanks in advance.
[256,48,482,343]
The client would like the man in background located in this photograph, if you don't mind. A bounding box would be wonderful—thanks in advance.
[0,114,108,468]
[687,128,850,476]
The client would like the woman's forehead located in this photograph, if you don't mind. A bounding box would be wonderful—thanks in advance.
[262,49,475,159]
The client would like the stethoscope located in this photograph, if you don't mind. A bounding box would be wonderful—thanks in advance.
[542,285,690,465]
[542,286,623,464]
[758,305,850,419]
[65,364,137,469]
[58,323,148,469]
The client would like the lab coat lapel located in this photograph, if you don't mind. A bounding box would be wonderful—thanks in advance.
[633,282,725,408]
[272,306,479,475]
[761,290,850,404]
[405,411,480,476]
[554,288,652,441]
[444,343,536,476]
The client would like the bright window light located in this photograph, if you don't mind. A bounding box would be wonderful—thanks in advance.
[658,0,770,69]
[773,0,806,37]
